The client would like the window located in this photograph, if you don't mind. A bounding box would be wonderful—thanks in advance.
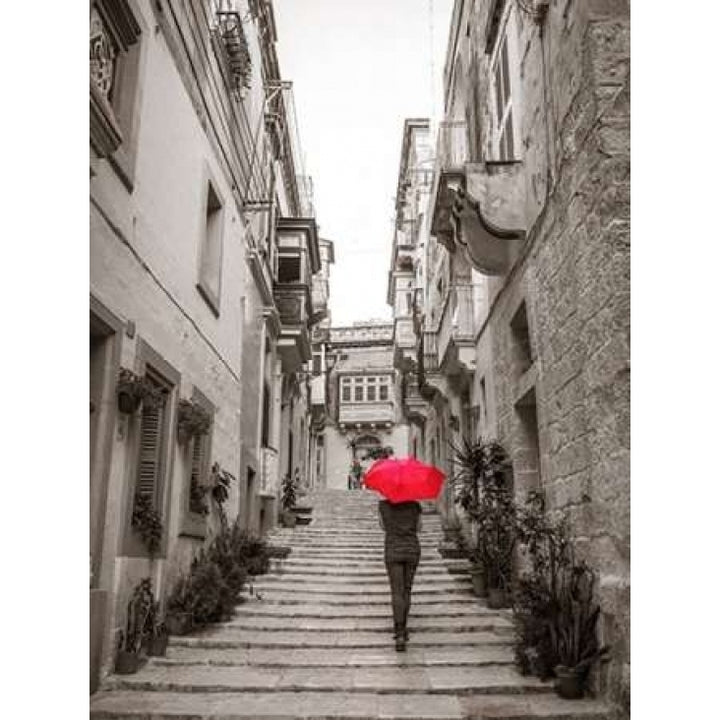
[490,9,519,162]
[278,255,301,283]
[89,1,143,186]
[312,353,322,375]
[136,373,169,509]
[341,375,391,404]
[129,368,173,555]
[510,301,533,374]
[261,382,271,447]
[124,343,180,556]
[197,178,224,315]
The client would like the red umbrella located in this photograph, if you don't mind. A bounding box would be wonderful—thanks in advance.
[364,457,445,504]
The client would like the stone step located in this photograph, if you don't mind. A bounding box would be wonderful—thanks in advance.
[169,630,513,649]
[268,566,467,578]
[249,580,472,595]
[265,540,444,548]
[219,614,512,633]
[154,645,515,668]
[104,664,552,696]
[245,591,479,606]
[230,602,499,618]
[273,556,453,568]
[91,689,610,719]
[279,550,440,560]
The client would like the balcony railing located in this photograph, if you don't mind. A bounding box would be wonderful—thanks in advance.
[437,283,475,369]
[274,285,310,326]
[394,317,415,349]
[339,402,394,425]
[436,120,469,171]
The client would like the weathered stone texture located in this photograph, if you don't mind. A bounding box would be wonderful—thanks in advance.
[479,5,630,715]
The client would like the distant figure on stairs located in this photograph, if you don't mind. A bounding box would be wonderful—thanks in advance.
[378,499,422,652]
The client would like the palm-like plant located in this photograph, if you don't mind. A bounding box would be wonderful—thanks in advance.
[451,437,515,590]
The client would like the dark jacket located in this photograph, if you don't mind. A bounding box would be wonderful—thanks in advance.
[378,500,421,562]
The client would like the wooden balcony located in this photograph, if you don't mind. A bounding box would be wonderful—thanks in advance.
[274,284,312,372]
[338,402,394,427]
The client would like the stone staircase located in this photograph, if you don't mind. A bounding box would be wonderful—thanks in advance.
[90,489,610,719]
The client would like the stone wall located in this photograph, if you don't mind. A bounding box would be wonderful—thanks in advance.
[473,1,630,713]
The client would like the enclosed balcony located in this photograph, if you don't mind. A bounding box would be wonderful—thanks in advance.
[436,283,475,376]
[402,372,431,424]
[338,402,395,427]
[429,120,525,276]
[274,217,320,373]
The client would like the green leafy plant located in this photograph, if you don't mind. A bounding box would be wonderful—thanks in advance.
[513,491,609,690]
[189,477,210,516]
[176,399,213,442]
[365,445,394,460]
[117,368,164,413]
[281,473,297,511]
[131,494,163,554]
[550,561,609,676]
[118,578,154,654]
[211,462,234,511]
[451,437,516,590]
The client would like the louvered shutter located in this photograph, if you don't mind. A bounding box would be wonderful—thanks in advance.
[189,434,206,509]
[137,397,165,503]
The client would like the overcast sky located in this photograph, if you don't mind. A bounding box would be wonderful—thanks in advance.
[273,0,454,326]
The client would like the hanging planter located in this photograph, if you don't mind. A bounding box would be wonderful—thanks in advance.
[131,494,163,555]
[116,368,164,414]
[176,399,213,444]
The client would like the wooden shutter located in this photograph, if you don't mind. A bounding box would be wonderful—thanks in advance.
[189,434,207,508]
[137,398,164,502]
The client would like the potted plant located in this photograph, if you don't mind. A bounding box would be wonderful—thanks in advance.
[144,600,169,657]
[131,493,163,555]
[550,561,609,699]
[467,547,488,598]
[116,368,163,414]
[513,491,570,678]
[210,462,234,527]
[189,476,210,516]
[480,492,516,608]
[451,437,516,607]
[115,578,154,674]
[176,399,213,444]
[280,473,297,527]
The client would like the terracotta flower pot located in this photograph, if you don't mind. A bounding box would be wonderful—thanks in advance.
[117,392,140,414]
[554,665,585,699]
[166,612,193,636]
[115,650,141,675]
[487,587,508,609]
[469,566,488,597]
[146,633,169,657]
[281,510,297,528]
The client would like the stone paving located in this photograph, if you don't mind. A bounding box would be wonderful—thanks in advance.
[90,489,611,719]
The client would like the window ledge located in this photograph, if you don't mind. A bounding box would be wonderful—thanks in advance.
[196,282,221,317]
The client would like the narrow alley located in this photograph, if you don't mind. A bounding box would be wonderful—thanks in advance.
[91,490,609,719]
[89,0,630,717]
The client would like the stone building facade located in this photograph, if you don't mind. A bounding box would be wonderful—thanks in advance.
[317,322,409,490]
[90,0,323,693]
[390,0,629,713]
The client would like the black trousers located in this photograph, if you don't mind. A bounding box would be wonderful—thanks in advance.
[384,559,419,631]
